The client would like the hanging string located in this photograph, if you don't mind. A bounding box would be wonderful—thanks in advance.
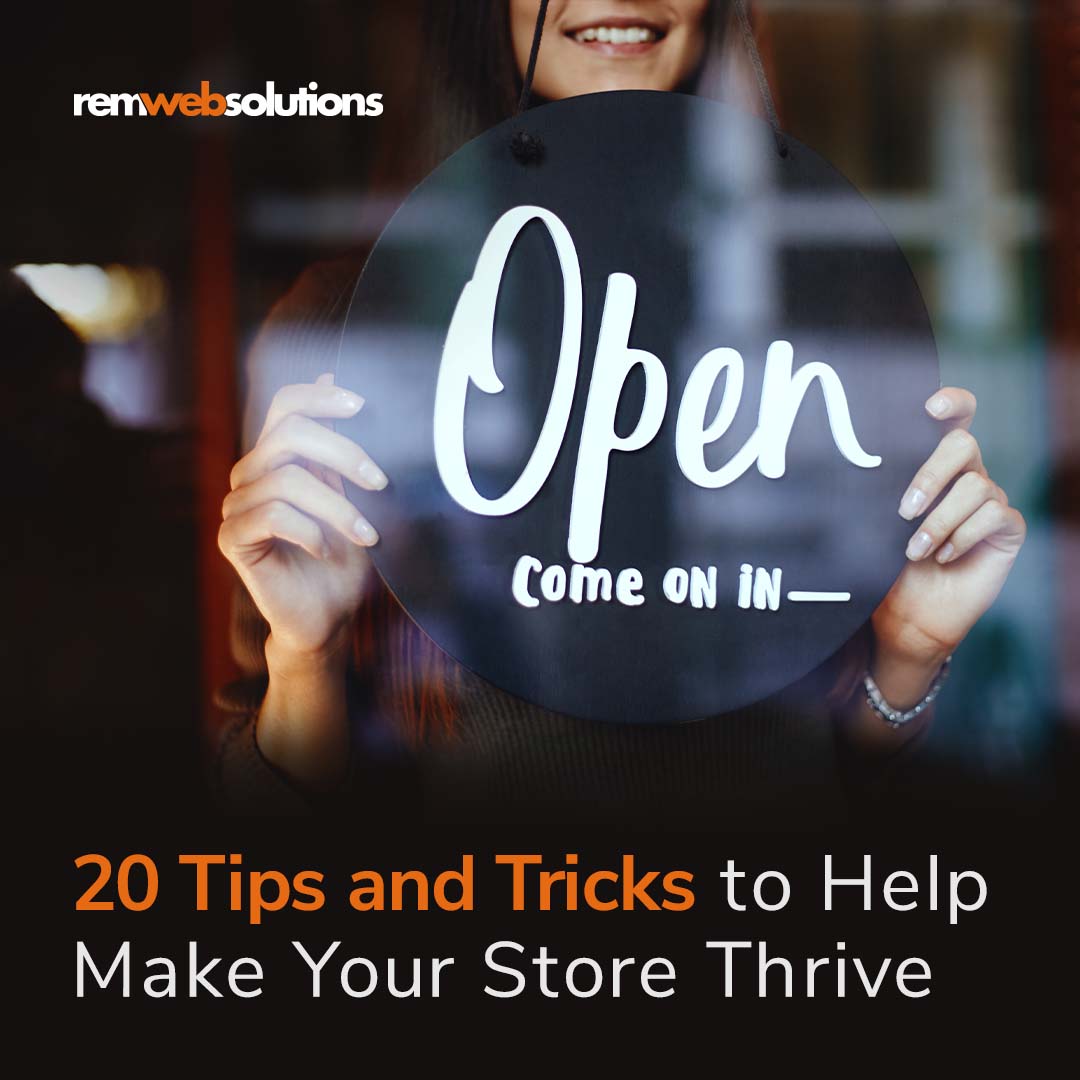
[509,0,789,163]
[516,0,551,114]
[732,0,789,158]
[510,0,550,164]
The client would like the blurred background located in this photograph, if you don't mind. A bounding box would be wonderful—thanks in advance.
[3,0,1076,802]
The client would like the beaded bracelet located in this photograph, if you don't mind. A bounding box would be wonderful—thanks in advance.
[862,656,952,729]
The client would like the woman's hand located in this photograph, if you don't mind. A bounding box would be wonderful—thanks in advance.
[876,387,1026,660]
[853,387,1027,751]
[219,372,386,661]
[218,373,387,790]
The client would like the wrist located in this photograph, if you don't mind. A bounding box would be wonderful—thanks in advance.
[872,608,953,664]
[869,644,949,712]
[839,643,947,756]
[257,628,353,793]
[264,626,351,684]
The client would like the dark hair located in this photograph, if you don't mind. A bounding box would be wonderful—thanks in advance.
[422,0,519,165]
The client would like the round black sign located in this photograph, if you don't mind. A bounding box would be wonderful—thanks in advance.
[337,91,940,723]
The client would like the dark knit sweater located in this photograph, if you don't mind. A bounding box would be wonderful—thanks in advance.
[214,258,879,826]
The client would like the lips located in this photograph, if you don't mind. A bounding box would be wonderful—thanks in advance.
[564,14,668,54]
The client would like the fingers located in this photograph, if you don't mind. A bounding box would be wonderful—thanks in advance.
[899,386,1023,564]
[310,372,348,496]
[258,375,364,442]
[232,412,388,492]
[925,386,977,430]
[899,427,984,520]
[218,500,329,563]
[935,501,1027,564]
[903,470,1000,562]
[223,463,379,547]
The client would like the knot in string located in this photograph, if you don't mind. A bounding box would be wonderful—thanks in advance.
[509,129,546,164]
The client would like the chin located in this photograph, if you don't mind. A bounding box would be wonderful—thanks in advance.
[541,63,683,99]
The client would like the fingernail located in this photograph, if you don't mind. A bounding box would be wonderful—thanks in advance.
[353,517,379,545]
[906,531,933,561]
[358,461,388,490]
[926,395,949,417]
[335,389,363,412]
[899,487,928,520]
[936,542,955,564]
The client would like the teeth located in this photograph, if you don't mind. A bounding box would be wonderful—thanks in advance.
[574,26,657,44]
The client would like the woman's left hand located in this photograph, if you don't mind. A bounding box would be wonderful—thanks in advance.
[871,387,1027,683]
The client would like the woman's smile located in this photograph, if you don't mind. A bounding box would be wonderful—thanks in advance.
[510,1,711,97]
[564,15,667,55]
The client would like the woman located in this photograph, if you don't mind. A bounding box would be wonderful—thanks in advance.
[215,0,1026,821]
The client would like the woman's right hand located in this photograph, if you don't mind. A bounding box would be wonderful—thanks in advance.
[218,372,387,667]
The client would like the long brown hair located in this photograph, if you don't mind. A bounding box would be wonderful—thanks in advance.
[353,575,461,745]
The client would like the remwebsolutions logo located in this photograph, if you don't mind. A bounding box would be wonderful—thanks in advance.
[73,81,384,118]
